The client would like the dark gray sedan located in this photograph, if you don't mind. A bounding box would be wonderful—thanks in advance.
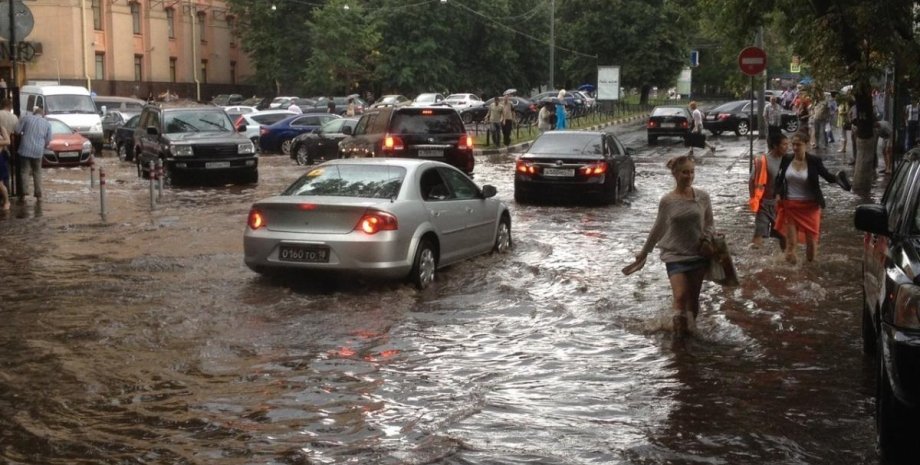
[244,158,512,289]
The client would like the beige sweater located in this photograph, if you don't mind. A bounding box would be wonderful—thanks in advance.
[640,188,715,263]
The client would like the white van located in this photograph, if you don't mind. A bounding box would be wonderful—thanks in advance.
[20,85,104,152]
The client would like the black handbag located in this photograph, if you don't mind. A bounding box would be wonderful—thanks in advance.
[685,132,706,148]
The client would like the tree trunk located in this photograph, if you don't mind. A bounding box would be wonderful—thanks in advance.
[640,85,650,105]
[852,136,878,193]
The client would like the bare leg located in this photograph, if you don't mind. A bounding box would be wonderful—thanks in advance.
[805,233,818,262]
[0,183,8,210]
[784,223,798,264]
[668,266,707,335]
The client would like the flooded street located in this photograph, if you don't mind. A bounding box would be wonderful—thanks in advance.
[0,122,882,464]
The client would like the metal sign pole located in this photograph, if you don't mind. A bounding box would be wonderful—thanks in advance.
[750,75,754,174]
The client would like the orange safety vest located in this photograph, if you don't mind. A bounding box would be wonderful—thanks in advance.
[749,155,768,213]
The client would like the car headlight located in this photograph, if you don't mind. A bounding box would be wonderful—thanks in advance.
[171,144,194,157]
[91,122,103,132]
[82,141,92,151]
[238,141,255,154]
[894,283,920,329]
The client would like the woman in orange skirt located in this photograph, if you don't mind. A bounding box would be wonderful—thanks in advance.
[774,132,847,263]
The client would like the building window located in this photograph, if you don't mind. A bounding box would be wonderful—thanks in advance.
[131,2,141,35]
[201,60,207,84]
[230,61,236,85]
[166,8,175,39]
[169,57,177,83]
[134,55,143,81]
[92,0,103,30]
[197,12,206,43]
[95,53,105,79]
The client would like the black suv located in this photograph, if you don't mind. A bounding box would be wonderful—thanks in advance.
[338,106,474,175]
[133,101,258,184]
[855,148,920,460]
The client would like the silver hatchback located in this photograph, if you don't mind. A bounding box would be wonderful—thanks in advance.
[243,158,512,288]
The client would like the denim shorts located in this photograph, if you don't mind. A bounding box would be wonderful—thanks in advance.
[665,257,709,277]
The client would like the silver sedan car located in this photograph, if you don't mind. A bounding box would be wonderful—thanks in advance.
[244,158,512,288]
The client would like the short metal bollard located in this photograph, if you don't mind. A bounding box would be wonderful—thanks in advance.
[155,158,164,201]
[99,166,107,222]
[89,155,96,188]
[148,161,156,210]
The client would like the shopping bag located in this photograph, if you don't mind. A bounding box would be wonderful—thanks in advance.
[704,237,739,286]
[685,132,707,149]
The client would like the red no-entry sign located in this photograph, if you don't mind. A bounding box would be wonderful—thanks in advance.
[738,47,767,76]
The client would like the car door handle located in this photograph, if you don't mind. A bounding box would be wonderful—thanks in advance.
[429,210,442,217]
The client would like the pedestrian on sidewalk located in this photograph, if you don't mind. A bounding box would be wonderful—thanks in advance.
[14,106,53,203]
[486,97,502,147]
[749,131,788,251]
[687,101,716,156]
[537,102,553,133]
[905,99,918,151]
[763,96,783,142]
[876,120,893,174]
[774,132,850,264]
[555,90,568,130]
[825,93,837,145]
[500,94,514,147]
[624,154,717,337]
[837,96,850,154]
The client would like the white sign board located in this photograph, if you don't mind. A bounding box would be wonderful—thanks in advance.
[677,67,692,96]
[597,66,620,101]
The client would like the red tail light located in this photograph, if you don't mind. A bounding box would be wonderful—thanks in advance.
[355,210,398,234]
[580,162,608,176]
[647,120,658,128]
[680,120,689,128]
[458,134,474,150]
[383,134,405,152]
[516,159,537,174]
[718,113,731,121]
[247,208,266,229]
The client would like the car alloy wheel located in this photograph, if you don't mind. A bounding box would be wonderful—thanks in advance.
[461,112,473,124]
[736,120,750,136]
[785,119,799,133]
[411,239,437,290]
[493,217,512,253]
[117,143,127,161]
[281,139,293,155]
[295,145,311,166]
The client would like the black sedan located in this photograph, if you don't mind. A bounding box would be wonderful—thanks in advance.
[647,106,691,144]
[102,110,141,148]
[703,100,799,136]
[113,114,141,161]
[514,131,635,205]
[290,117,359,166]
[458,97,537,124]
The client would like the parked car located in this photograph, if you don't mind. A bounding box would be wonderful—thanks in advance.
[211,94,244,106]
[647,105,692,144]
[854,149,920,461]
[223,105,257,116]
[94,95,145,116]
[290,117,359,166]
[703,99,799,136]
[339,106,474,175]
[233,110,296,152]
[259,113,341,155]
[243,158,512,289]
[573,90,596,109]
[304,96,367,115]
[444,93,483,110]
[113,114,141,161]
[411,93,446,106]
[268,96,299,109]
[133,101,257,184]
[369,94,412,109]
[514,130,636,205]
[458,96,537,124]
[42,118,93,167]
[530,90,586,117]
[101,109,141,148]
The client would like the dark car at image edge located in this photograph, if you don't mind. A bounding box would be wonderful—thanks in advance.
[854,148,920,462]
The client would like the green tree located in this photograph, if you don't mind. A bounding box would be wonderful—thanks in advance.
[557,0,694,103]
[304,0,382,95]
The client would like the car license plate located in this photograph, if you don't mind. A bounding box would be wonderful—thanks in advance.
[543,168,574,177]
[278,245,330,263]
[661,123,675,128]
[206,161,231,169]
[59,151,80,158]
[418,149,442,158]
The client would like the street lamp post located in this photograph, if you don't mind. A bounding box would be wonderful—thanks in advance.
[549,0,554,90]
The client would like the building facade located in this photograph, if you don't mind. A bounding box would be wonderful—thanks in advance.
[8,0,255,100]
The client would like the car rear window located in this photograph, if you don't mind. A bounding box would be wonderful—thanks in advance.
[528,133,603,157]
[283,164,406,199]
[391,109,464,134]
[652,107,686,117]
[251,113,292,125]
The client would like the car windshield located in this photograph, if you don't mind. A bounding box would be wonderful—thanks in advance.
[320,118,345,133]
[391,110,464,134]
[283,164,406,199]
[652,107,686,117]
[528,133,603,156]
[45,94,98,114]
[48,119,75,135]
[164,110,233,133]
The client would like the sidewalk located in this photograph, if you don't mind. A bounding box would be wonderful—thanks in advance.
[473,113,650,156]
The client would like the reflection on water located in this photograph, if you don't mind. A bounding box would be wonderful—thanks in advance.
[0,140,880,464]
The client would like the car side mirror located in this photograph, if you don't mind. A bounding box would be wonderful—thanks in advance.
[854,204,890,236]
[481,185,497,198]
[146,126,159,136]
[342,126,353,136]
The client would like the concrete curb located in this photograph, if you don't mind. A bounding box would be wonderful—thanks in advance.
[473,113,649,156]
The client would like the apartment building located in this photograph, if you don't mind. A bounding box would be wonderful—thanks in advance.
[8,0,255,100]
